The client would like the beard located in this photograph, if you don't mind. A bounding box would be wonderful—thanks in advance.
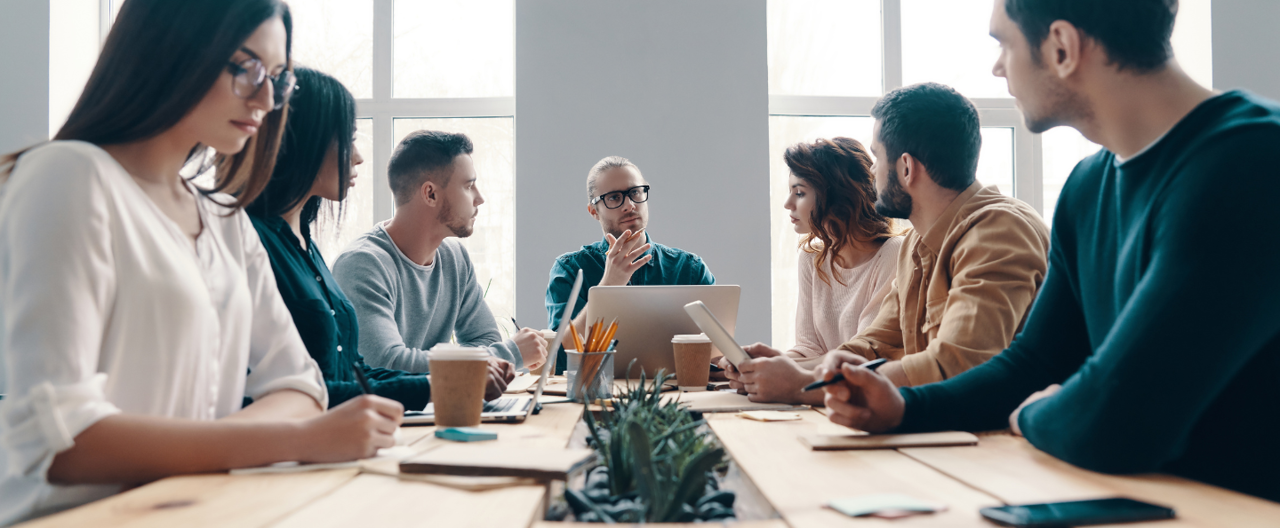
[1020,69,1093,134]
[438,198,475,238]
[874,166,913,219]
[604,213,646,240]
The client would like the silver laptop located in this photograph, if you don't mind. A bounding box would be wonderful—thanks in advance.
[584,285,740,378]
[404,271,583,425]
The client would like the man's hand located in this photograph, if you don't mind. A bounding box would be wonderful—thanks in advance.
[816,350,904,433]
[599,229,652,287]
[735,350,822,405]
[512,327,548,373]
[485,357,517,401]
[1009,384,1060,436]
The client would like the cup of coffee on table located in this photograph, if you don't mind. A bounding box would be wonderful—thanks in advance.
[429,344,490,427]
[671,333,713,392]
[534,329,558,375]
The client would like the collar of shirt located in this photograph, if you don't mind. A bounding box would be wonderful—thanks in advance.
[919,181,984,256]
[259,214,312,254]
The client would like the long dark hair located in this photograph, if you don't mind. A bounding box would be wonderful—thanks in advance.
[247,67,357,230]
[1,0,293,210]
[784,137,898,286]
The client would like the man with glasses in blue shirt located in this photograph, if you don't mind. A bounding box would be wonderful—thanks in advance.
[545,156,716,373]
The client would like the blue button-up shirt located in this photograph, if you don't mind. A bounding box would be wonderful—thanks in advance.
[545,233,715,372]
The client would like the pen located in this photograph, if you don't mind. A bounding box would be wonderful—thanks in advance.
[801,358,888,392]
[352,361,373,395]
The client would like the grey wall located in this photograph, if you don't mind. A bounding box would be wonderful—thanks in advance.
[514,0,772,344]
[0,0,49,155]
[1212,0,1280,100]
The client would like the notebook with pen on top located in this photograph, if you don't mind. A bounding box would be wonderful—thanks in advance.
[403,270,583,425]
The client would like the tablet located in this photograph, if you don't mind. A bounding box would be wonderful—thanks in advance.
[683,300,750,368]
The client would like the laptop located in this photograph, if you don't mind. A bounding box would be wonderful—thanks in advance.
[584,285,740,378]
[404,270,583,425]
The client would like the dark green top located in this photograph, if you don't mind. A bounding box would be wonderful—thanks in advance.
[545,233,715,373]
[249,214,431,410]
[895,91,1280,502]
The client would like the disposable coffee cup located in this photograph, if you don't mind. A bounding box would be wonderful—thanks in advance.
[532,329,558,375]
[672,333,713,392]
[428,344,490,427]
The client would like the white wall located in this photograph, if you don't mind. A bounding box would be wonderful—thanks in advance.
[1212,0,1280,100]
[0,0,49,155]
[514,0,772,344]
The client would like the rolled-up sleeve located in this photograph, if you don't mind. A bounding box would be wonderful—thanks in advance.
[0,149,122,481]
[899,207,1048,386]
[238,213,327,409]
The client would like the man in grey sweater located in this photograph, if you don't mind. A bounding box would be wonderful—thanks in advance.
[333,130,547,399]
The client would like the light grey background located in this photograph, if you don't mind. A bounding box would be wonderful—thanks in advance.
[514,0,772,344]
[0,0,49,155]
[1212,0,1280,101]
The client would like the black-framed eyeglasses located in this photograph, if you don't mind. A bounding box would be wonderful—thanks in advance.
[226,58,297,111]
[590,185,650,209]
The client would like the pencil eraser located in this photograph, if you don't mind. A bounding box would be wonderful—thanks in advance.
[435,427,498,442]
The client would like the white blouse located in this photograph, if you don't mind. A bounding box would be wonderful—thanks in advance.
[788,236,903,362]
[0,141,327,524]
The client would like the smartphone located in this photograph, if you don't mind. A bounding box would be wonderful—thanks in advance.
[980,497,1175,527]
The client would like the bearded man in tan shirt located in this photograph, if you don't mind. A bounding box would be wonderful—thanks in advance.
[726,82,1049,401]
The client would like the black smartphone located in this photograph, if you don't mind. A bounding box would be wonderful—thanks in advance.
[980,497,1175,527]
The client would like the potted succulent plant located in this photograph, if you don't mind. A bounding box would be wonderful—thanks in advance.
[562,367,737,523]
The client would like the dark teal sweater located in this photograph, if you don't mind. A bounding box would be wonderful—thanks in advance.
[249,215,431,410]
[896,91,1280,502]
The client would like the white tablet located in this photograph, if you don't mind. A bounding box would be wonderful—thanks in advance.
[683,301,751,368]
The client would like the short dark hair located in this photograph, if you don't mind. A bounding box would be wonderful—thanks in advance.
[871,83,981,192]
[247,67,356,228]
[387,130,473,206]
[1005,0,1177,72]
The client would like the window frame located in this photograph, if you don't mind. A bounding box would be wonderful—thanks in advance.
[767,0,1043,212]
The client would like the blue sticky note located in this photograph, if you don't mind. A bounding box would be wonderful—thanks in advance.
[435,427,498,442]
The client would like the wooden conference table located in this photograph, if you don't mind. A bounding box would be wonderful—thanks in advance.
[18,378,1280,528]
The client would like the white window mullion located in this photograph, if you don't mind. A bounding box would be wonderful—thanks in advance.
[881,0,903,92]
[371,0,395,221]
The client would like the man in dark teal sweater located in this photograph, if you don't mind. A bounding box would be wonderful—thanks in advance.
[818,0,1280,502]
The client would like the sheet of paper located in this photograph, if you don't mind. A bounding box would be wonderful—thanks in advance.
[230,445,418,475]
[737,410,802,422]
[827,493,948,518]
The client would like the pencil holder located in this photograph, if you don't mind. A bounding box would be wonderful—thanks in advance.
[565,350,615,403]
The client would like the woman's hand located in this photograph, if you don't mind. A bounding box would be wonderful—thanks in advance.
[297,395,403,463]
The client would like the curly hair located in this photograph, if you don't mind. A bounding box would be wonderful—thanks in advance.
[784,137,898,286]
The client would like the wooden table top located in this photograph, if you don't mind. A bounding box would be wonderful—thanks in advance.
[17,384,1279,527]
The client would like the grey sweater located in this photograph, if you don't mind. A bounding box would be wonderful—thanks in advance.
[331,224,520,373]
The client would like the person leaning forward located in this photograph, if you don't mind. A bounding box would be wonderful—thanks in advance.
[827,83,1049,388]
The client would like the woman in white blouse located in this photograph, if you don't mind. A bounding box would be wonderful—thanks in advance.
[0,0,402,523]
[721,137,903,405]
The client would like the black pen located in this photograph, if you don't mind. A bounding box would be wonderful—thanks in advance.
[352,361,373,394]
[801,358,888,392]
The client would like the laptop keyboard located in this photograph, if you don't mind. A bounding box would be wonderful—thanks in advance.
[483,398,518,413]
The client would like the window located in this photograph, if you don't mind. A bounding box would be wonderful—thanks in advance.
[766,0,1212,349]
[282,1,517,323]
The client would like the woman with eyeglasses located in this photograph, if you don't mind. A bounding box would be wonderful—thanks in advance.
[246,67,433,410]
[720,137,902,405]
[0,1,401,523]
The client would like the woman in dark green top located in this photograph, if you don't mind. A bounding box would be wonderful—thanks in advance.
[247,67,430,410]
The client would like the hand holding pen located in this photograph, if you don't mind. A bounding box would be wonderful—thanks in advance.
[812,352,905,434]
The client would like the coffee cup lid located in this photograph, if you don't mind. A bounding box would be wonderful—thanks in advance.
[429,343,490,360]
[671,333,711,344]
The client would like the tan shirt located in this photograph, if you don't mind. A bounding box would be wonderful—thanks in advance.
[838,183,1050,386]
